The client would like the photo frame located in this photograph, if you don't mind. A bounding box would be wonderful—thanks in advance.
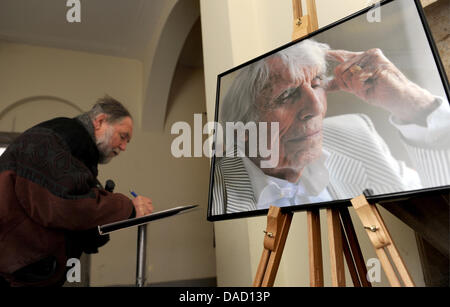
[207,0,450,221]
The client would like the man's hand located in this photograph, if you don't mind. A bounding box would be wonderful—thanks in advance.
[327,49,437,125]
[132,196,154,217]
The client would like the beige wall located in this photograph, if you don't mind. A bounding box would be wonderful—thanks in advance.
[200,0,426,286]
[0,41,216,286]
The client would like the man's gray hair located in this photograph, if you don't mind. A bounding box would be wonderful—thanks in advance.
[219,39,330,125]
[87,95,132,123]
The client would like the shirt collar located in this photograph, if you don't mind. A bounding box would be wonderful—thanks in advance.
[75,113,97,144]
[241,150,330,208]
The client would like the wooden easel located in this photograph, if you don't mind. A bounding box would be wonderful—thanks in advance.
[351,195,415,286]
[254,1,415,287]
[292,0,319,41]
[253,194,415,287]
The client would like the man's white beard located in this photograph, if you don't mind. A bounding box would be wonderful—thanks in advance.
[96,125,115,164]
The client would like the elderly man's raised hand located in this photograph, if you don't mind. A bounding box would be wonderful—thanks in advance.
[132,195,154,217]
[327,49,437,125]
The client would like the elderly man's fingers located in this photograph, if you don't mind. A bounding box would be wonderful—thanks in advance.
[333,70,352,92]
[137,205,153,217]
[333,55,365,89]
[325,78,341,92]
[336,52,368,76]
[327,49,363,63]
[335,51,378,94]
[342,61,371,86]
[146,202,154,214]
[142,199,154,215]
[132,196,155,217]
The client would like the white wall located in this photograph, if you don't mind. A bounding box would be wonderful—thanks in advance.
[200,0,426,287]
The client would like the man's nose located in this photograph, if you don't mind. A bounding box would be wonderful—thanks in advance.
[296,86,324,121]
[119,142,127,151]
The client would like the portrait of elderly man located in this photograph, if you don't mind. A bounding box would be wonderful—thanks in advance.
[211,39,450,215]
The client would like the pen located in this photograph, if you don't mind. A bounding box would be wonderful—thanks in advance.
[130,190,138,198]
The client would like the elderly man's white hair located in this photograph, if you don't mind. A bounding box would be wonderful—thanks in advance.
[220,39,330,125]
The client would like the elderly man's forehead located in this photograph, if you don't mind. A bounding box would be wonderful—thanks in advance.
[266,56,290,72]
[265,56,320,83]
[113,116,133,134]
[110,116,132,125]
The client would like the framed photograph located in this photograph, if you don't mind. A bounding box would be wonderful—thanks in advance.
[207,0,450,221]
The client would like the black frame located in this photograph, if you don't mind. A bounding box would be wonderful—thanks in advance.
[207,0,450,222]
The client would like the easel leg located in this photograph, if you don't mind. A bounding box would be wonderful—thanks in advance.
[372,204,415,286]
[308,207,371,287]
[339,207,371,287]
[253,206,292,287]
[262,213,292,286]
[351,194,415,287]
[307,209,323,286]
[327,208,346,286]
[254,249,270,287]
[341,225,361,287]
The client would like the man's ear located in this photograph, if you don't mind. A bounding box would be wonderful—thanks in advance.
[93,113,107,131]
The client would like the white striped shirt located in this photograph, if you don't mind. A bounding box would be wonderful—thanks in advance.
[211,98,450,216]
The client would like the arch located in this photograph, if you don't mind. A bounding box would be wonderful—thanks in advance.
[142,0,200,131]
[0,95,84,122]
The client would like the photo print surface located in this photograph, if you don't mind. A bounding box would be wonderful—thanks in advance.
[208,0,450,221]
